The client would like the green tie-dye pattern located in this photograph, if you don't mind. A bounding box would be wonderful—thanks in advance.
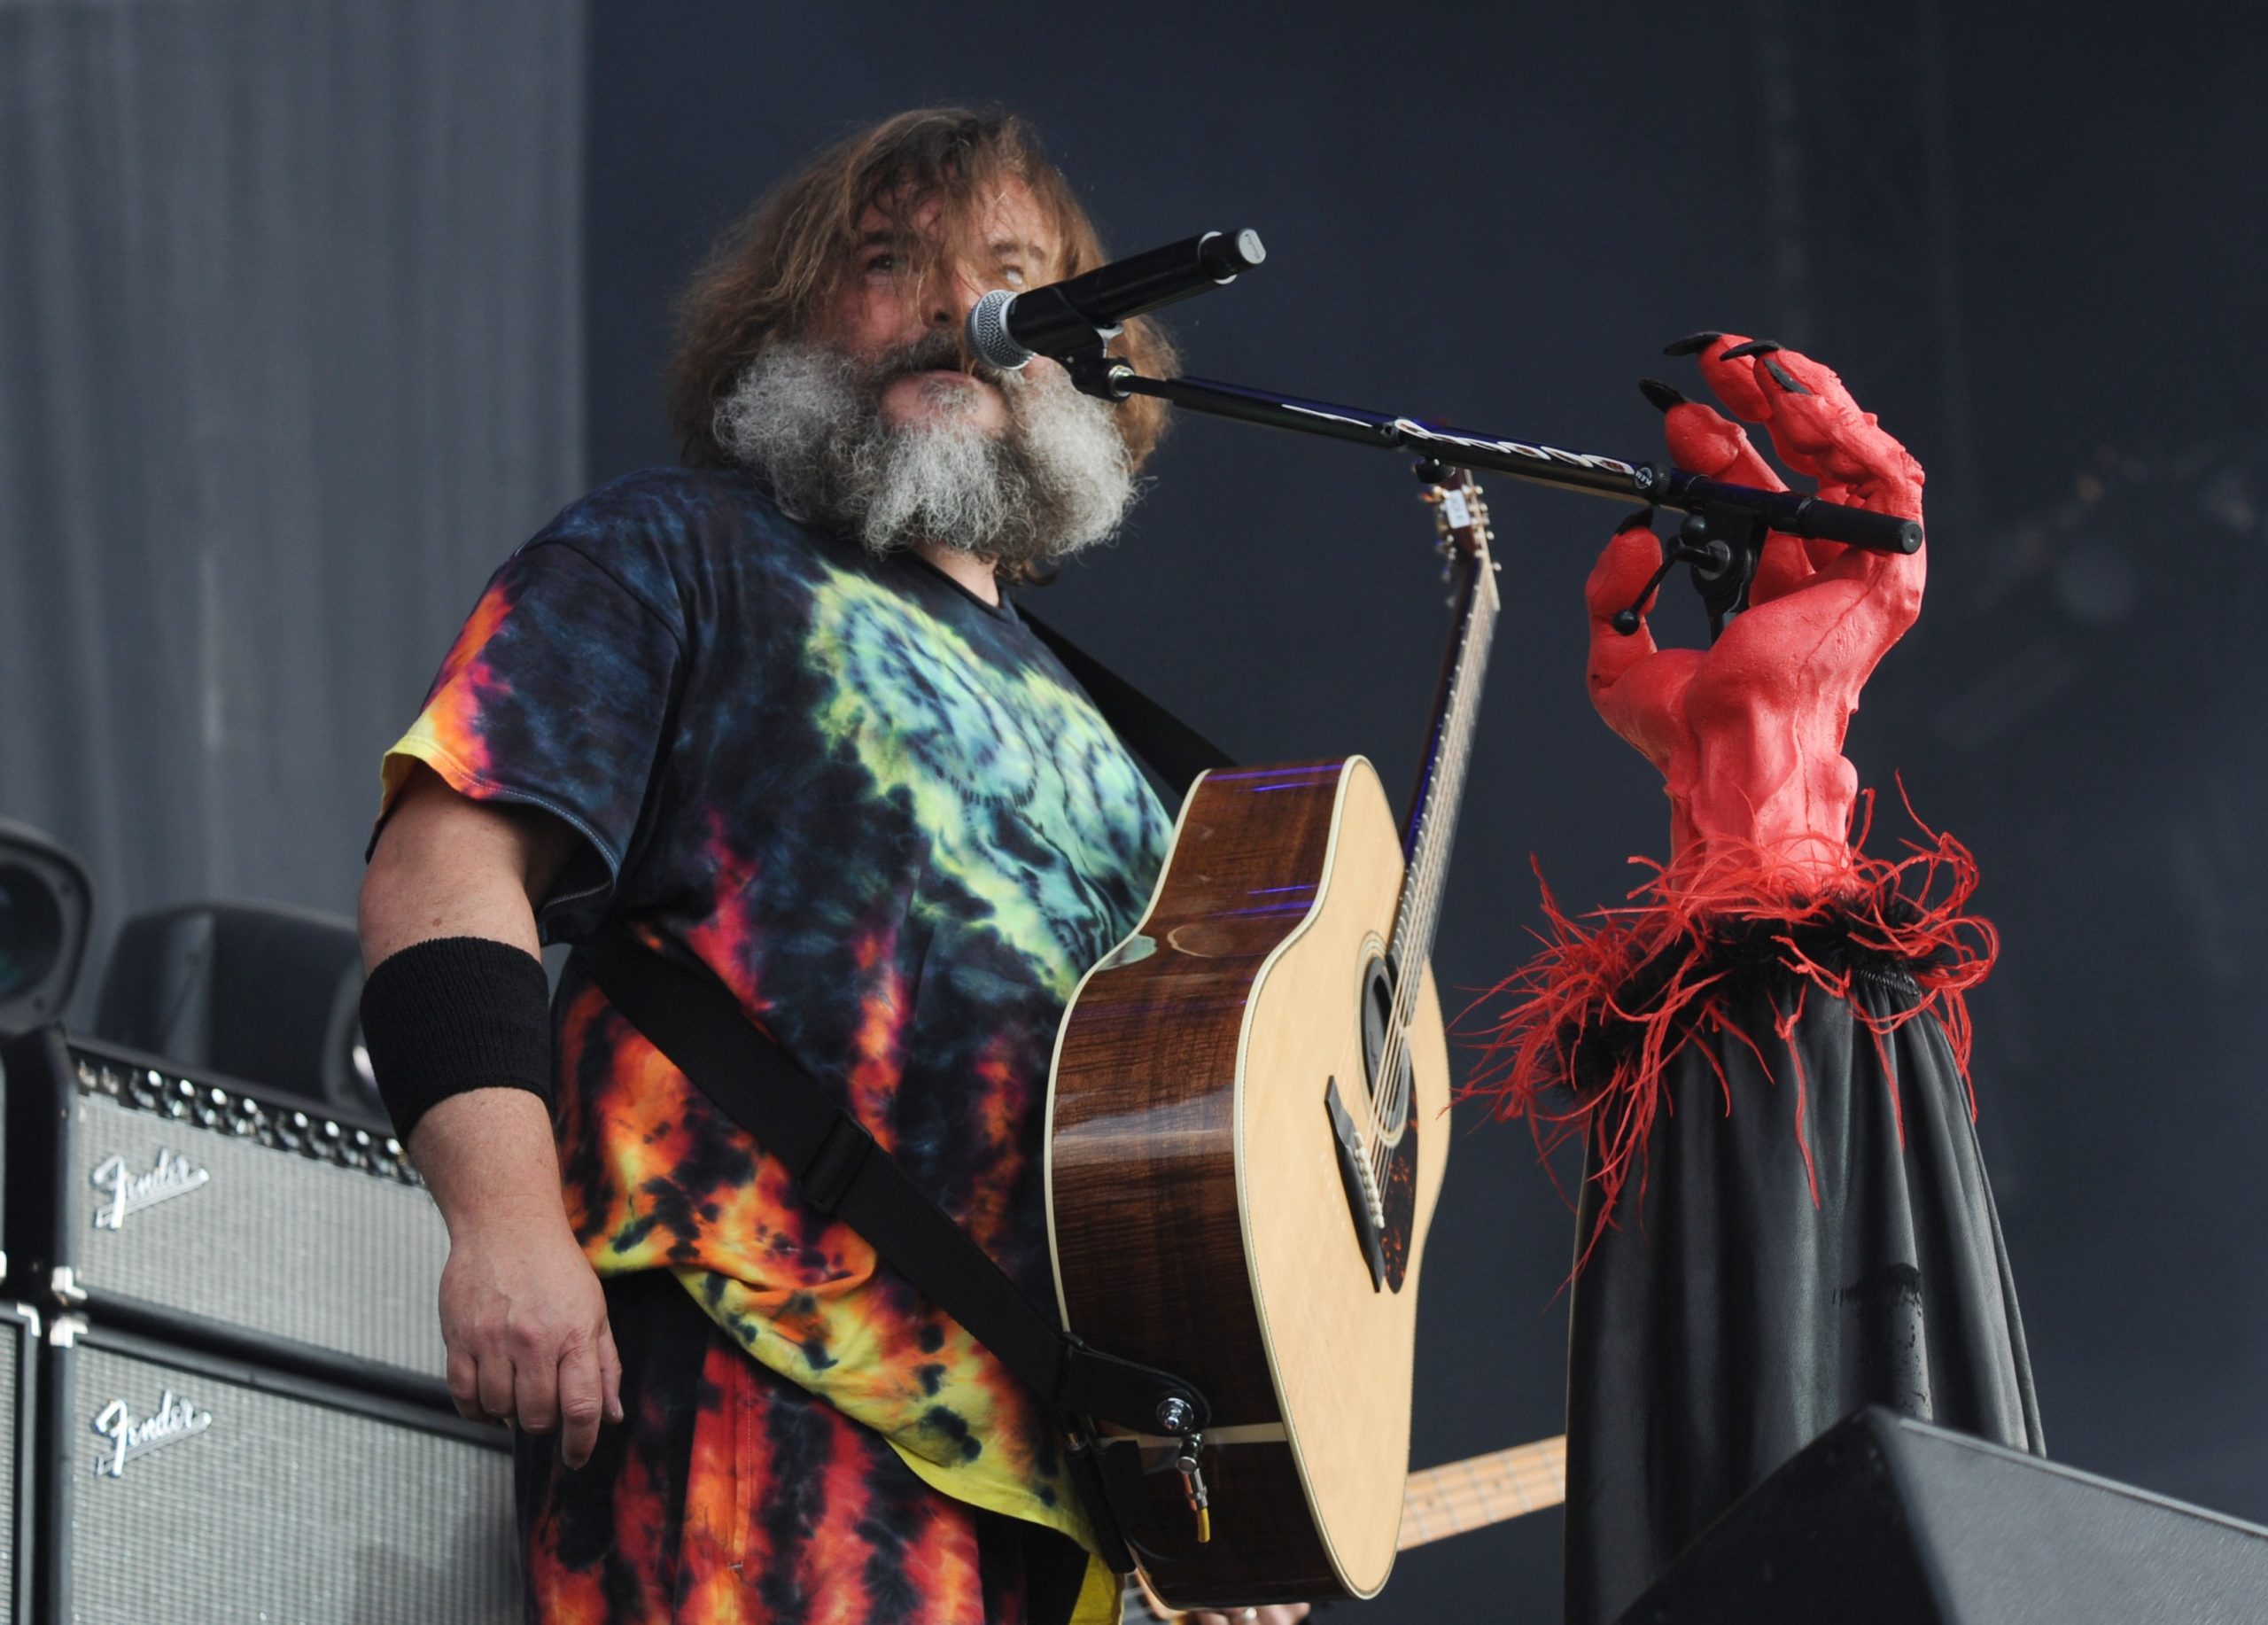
[805,568,1161,999]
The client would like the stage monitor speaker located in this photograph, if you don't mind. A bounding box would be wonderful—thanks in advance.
[42,1317,517,1623]
[0,820,90,1041]
[1,1029,449,1400]
[94,899,376,1118]
[1618,1406,2268,1625]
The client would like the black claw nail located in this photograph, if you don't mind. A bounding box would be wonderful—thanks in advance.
[1663,331,1721,356]
[1718,338,1783,359]
[1615,506,1658,533]
[1638,377,1688,413]
[1761,356,1811,394]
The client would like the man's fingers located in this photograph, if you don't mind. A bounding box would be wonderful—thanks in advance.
[513,1349,563,1437]
[447,1348,487,1425]
[597,1320,625,1425]
[555,1338,608,1469]
[476,1354,519,1428]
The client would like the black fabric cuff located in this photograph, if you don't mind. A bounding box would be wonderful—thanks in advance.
[360,936,553,1140]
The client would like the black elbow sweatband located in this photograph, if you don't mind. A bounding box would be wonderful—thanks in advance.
[360,936,553,1140]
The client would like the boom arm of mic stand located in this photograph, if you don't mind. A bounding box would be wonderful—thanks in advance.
[1076,360,1924,557]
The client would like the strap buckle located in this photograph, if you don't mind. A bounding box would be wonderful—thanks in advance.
[802,1115,876,1215]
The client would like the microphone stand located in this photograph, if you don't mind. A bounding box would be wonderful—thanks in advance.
[1060,353,1922,640]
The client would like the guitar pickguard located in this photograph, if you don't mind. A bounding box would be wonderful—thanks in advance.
[1379,1113,1417,1293]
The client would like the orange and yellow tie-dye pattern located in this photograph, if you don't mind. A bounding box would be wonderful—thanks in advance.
[380,578,509,807]
[377,470,1168,1621]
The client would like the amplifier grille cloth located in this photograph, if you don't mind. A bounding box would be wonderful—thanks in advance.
[66,1343,517,1622]
[0,1319,16,1613]
[67,1095,447,1379]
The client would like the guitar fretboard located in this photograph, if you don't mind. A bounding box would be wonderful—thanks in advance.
[1132,1435,1570,1619]
[1397,1435,1567,1551]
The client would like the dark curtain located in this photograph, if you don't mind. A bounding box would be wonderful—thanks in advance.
[0,0,587,1012]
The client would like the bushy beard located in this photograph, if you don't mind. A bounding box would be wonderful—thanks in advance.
[712,332,1138,572]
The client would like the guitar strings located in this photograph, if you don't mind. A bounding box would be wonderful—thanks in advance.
[1370,597,1484,1132]
[1405,1474,1567,1532]
[1363,565,1497,1196]
[1366,623,1485,1191]
[1407,1458,1565,1512]
[1406,1451,1567,1512]
[1399,1442,1570,1540]
[1350,479,1501,1202]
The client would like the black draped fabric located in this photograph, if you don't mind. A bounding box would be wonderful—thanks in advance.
[1562,963,2043,1625]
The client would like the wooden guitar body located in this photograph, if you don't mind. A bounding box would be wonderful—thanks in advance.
[1046,754,1451,1608]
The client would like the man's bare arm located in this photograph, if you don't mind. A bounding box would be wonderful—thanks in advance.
[359,766,622,1465]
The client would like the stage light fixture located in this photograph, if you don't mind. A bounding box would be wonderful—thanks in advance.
[0,818,93,1037]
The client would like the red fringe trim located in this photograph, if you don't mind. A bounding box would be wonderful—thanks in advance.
[1460,788,1998,1273]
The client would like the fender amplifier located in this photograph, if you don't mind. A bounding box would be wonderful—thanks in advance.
[41,1318,517,1622]
[0,1303,37,1625]
[1,1029,449,1397]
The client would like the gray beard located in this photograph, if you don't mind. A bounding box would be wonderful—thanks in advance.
[711,338,1138,571]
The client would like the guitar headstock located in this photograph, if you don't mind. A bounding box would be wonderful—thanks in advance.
[1416,462,1501,607]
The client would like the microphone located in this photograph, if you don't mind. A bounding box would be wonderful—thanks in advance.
[966,229,1265,370]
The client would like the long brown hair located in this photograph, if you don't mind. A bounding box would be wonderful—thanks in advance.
[668,107,1175,470]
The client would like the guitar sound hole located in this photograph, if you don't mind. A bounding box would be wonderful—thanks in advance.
[1360,955,1413,1140]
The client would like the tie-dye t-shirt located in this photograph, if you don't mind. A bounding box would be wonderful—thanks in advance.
[379,466,1170,1568]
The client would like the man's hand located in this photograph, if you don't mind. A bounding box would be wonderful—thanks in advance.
[361,768,622,1464]
[1131,1570,1311,1624]
[434,1175,624,1466]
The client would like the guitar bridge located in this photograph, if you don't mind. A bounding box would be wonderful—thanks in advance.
[1324,1077,1388,1291]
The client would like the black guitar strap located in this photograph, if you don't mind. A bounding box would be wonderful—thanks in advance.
[1017,605,1233,797]
[579,929,1195,1570]
[572,619,1228,1572]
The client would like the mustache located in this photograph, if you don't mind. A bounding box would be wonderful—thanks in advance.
[870,329,1016,392]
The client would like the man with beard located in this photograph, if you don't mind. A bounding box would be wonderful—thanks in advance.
[359,109,1300,1625]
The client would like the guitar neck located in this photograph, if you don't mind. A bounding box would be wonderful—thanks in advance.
[1389,475,1501,976]
[1134,1435,1570,1616]
[1396,1435,1567,1551]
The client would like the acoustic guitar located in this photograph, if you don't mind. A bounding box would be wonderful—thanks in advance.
[1134,1434,1570,1619]
[1046,468,1502,1610]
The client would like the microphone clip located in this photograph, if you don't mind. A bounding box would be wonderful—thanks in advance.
[1612,506,1771,642]
[1065,353,1138,400]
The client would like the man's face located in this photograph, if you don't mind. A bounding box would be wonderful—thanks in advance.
[819,179,1066,436]
[714,175,1136,571]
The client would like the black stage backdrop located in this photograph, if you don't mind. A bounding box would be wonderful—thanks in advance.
[5,3,2266,1620]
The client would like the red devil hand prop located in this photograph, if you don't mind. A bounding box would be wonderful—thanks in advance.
[1585,335,1928,883]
